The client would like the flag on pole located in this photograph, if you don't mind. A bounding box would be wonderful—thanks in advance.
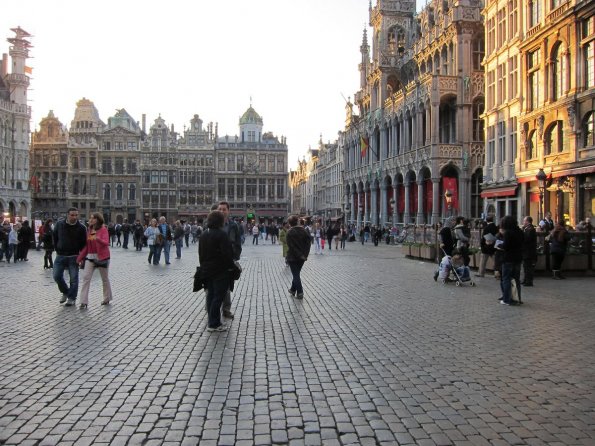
[360,136,368,158]
[24,66,33,74]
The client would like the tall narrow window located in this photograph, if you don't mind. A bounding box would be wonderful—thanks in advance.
[528,49,541,110]
[472,38,485,70]
[508,0,518,37]
[473,100,485,141]
[583,112,595,148]
[529,0,541,28]
[552,43,567,100]
[583,18,595,88]
[498,121,506,162]
[508,55,518,100]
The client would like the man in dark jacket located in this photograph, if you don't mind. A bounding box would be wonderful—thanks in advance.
[218,201,242,319]
[286,215,312,299]
[198,210,236,332]
[521,216,537,286]
[121,219,131,249]
[53,208,87,306]
[497,215,524,306]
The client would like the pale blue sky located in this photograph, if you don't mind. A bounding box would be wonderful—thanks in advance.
[3,0,424,169]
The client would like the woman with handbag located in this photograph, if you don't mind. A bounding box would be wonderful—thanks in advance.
[76,212,112,309]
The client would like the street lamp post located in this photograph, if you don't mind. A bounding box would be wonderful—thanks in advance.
[536,168,547,224]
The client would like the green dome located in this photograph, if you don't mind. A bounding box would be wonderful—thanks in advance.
[239,106,263,125]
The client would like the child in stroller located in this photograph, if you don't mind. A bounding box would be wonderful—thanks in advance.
[434,248,475,286]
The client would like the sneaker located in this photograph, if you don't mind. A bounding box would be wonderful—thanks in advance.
[65,299,76,307]
[222,310,234,319]
[500,301,510,305]
[59,294,68,304]
[296,293,304,299]
[207,324,228,332]
[288,288,296,297]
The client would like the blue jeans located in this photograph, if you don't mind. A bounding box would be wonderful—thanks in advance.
[53,255,80,300]
[500,262,521,304]
[288,260,305,294]
[153,244,162,264]
[175,239,183,258]
[162,241,171,263]
[205,275,230,328]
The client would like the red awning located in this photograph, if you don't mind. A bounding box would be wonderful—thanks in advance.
[480,185,518,198]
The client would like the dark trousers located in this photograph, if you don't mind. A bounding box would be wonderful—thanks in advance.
[205,276,230,328]
[184,234,190,247]
[288,260,305,294]
[44,250,54,268]
[551,252,565,271]
[501,262,521,304]
[122,233,129,249]
[522,258,535,284]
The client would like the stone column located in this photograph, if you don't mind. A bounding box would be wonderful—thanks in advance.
[371,182,378,226]
[432,178,441,224]
[416,179,425,224]
[403,180,411,224]
[392,182,399,224]
[426,107,431,145]
[431,102,439,144]
[380,183,388,226]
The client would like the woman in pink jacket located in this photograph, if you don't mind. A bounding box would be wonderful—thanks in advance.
[77,212,113,309]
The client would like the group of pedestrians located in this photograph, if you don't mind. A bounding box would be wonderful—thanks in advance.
[0,220,33,263]
[436,211,576,306]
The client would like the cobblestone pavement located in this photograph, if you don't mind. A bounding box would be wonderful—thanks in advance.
[0,240,594,446]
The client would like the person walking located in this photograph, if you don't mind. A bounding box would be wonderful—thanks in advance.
[133,220,144,251]
[42,219,54,269]
[549,220,571,279]
[6,222,18,264]
[183,221,191,248]
[115,223,122,247]
[53,208,87,307]
[0,220,8,262]
[198,210,236,332]
[156,216,172,265]
[252,224,259,245]
[77,212,113,309]
[439,217,456,256]
[173,220,184,259]
[17,220,33,261]
[521,216,537,286]
[286,215,312,300]
[477,216,498,277]
[144,218,159,265]
[454,216,471,266]
[313,222,322,255]
[497,215,523,306]
[218,201,242,320]
[121,219,131,249]
[340,225,348,250]
[326,224,335,251]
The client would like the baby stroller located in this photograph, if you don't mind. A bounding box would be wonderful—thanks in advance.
[435,248,476,287]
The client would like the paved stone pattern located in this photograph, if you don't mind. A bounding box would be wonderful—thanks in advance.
[0,240,594,445]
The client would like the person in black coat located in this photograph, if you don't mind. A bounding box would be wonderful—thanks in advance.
[497,215,524,305]
[17,220,33,261]
[42,219,54,269]
[286,215,312,299]
[477,216,498,277]
[439,217,456,256]
[198,210,236,332]
[521,216,537,286]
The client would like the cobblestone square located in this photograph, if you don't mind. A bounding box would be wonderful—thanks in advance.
[1,242,594,445]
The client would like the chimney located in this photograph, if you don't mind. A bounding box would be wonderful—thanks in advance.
[142,114,146,133]
[1,54,7,77]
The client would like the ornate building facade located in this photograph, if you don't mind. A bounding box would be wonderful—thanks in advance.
[342,0,485,228]
[31,102,289,223]
[215,106,289,222]
[289,157,308,216]
[0,27,32,222]
[514,0,595,226]
[313,137,344,222]
[97,109,142,224]
[480,0,521,220]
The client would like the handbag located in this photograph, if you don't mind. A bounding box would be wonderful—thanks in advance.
[193,266,204,292]
[91,258,109,268]
[231,260,242,281]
